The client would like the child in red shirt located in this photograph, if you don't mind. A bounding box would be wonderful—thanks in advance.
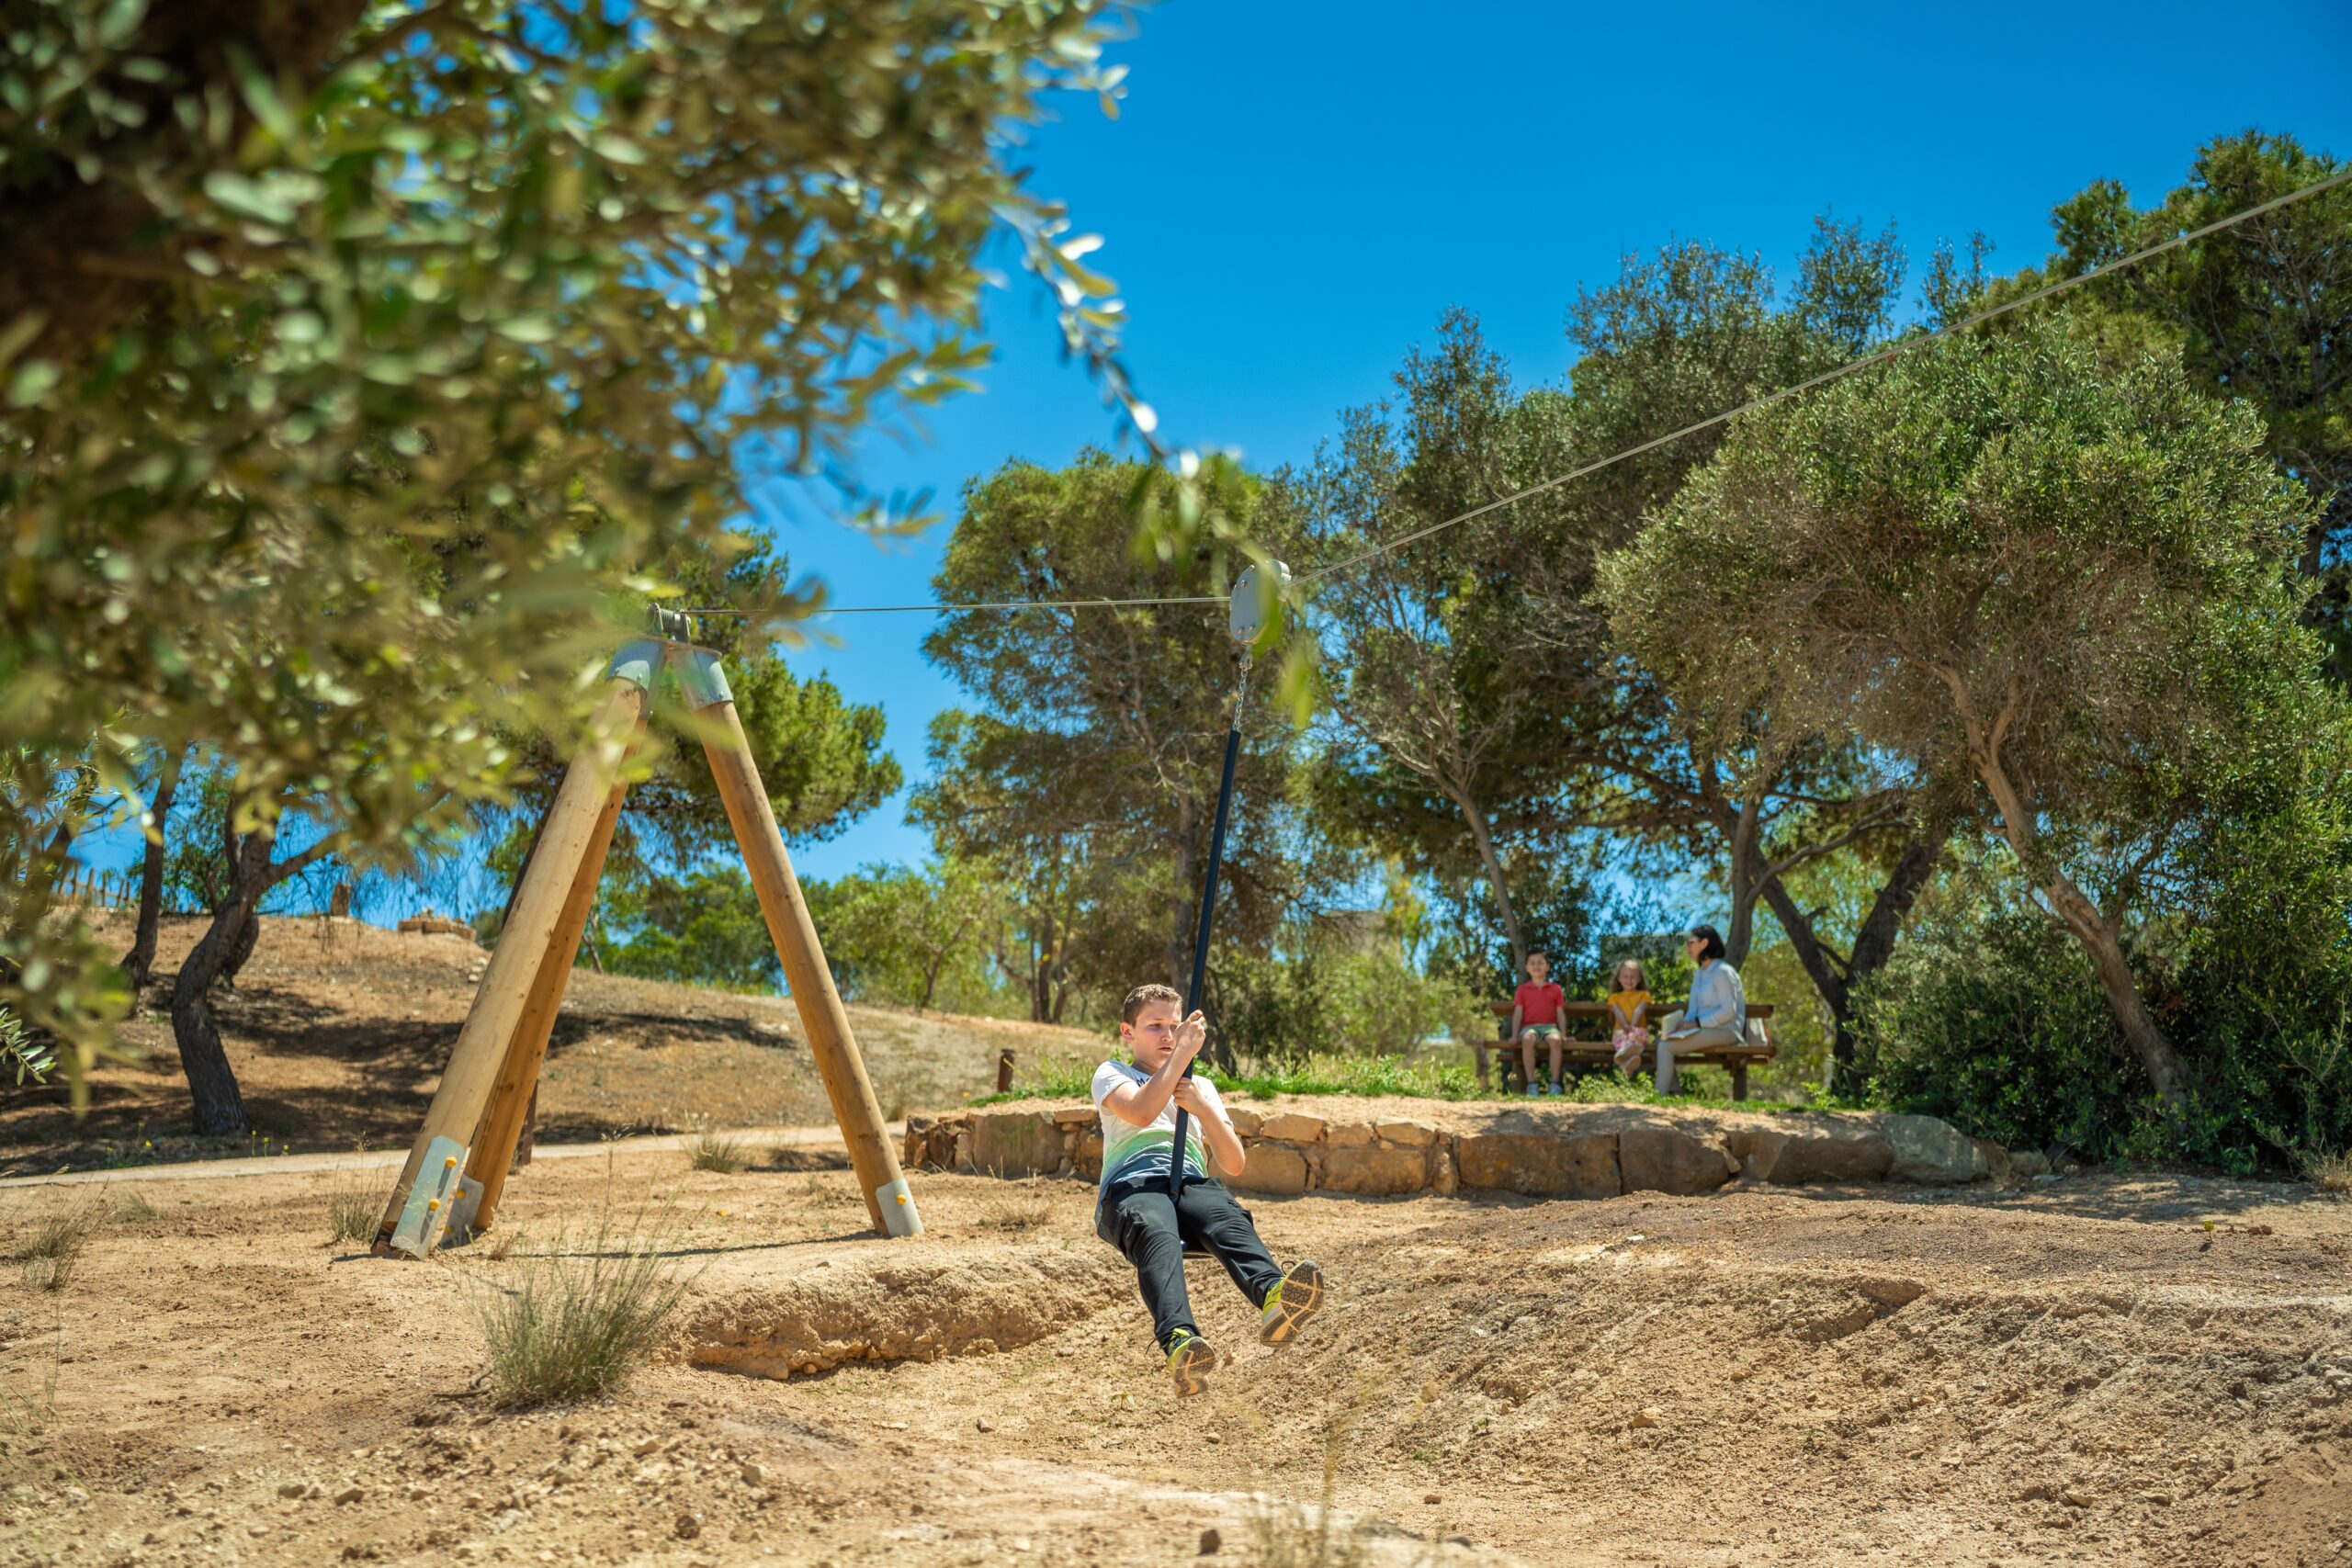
[1512,950,1569,1096]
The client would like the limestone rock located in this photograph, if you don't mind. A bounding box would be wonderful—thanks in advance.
[1319,1144,1428,1197]
[1050,1105,1096,1127]
[1325,1122,1375,1148]
[1075,1134,1104,1182]
[1231,1143,1310,1197]
[1376,1121,1439,1147]
[1456,1131,1621,1199]
[1261,1111,1327,1143]
[1883,1114,1989,1185]
[1972,1136,2013,1187]
[970,1111,1064,1178]
[1227,1108,1261,1138]
[1619,1124,1738,1195]
[1735,1120,1894,1184]
[2009,1150,2052,1179]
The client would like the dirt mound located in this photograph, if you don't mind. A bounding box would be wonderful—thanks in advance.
[1258,1195,2352,1565]
[6,1111,2346,1566]
[681,1249,1125,1378]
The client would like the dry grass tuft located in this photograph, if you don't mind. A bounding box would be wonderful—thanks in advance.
[974,1179,1056,1232]
[1244,1380,1445,1568]
[326,1183,379,1245]
[469,1200,695,1407]
[19,1203,107,1292]
[2303,1147,2352,1197]
[684,1125,749,1175]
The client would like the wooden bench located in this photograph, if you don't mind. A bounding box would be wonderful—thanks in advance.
[1476,998,1777,1100]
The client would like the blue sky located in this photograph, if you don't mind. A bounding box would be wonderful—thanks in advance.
[765,0,2352,882]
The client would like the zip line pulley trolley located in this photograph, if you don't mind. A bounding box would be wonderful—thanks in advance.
[371,606,920,1257]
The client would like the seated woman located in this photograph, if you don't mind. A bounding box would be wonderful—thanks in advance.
[1653,924,1744,1096]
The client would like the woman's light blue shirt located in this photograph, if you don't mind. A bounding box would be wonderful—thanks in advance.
[1681,960,1746,1037]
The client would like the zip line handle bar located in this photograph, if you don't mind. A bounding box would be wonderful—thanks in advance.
[1167,560,1285,1200]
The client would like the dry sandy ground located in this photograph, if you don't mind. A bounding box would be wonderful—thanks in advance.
[0,914,1097,1176]
[1,1141,2346,1568]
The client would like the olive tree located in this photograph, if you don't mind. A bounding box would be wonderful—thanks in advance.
[1607,316,2316,1114]
[0,0,1148,1095]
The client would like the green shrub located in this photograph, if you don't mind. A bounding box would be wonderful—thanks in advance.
[1218,946,1483,1069]
[1859,906,2137,1157]
[1860,866,2352,1176]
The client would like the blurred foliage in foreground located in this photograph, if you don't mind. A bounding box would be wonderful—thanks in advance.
[0,0,1153,1110]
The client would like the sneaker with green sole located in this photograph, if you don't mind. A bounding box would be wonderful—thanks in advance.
[1165,1329,1216,1397]
[1258,1259,1326,1346]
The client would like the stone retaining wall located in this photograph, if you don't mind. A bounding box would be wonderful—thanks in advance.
[903,1098,2002,1198]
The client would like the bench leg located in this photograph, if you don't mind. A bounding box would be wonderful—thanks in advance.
[1731,1061,1749,1101]
[1474,1043,1491,1089]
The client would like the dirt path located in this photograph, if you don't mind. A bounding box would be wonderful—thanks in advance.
[3,1143,2345,1567]
[0,1123,860,1191]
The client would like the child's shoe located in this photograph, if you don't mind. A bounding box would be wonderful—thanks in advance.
[1165,1329,1216,1397]
[1523,1082,1542,1097]
[1258,1260,1326,1346]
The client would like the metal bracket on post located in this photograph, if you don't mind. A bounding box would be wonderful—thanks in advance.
[387,1138,468,1258]
[873,1178,919,1237]
[608,639,664,693]
[671,645,733,711]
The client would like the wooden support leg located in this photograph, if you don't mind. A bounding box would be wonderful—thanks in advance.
[461,775,629,1233]
[1731,1061,1749,1101]
[682,651,919,1237]
[372,671,649,1255]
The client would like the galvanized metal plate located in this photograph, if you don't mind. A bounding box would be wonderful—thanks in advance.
[387,1137,467,1258]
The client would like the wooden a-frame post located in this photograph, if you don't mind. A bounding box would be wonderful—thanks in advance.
[373,636,922,1256]
[457,773,630,1233]
[673,645,917,1235]
[371,651,651,1255]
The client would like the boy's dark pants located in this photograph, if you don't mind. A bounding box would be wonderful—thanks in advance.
[1097,1176,1283,1351]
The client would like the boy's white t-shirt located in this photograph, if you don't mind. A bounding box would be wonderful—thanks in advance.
[1091,1059,1227,1190]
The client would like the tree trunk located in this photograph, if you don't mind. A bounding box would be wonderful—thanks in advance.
[121,748,187,993]
[1759,830,1942,1090]
[220,906,262,987]
[1032,907,1057,1024]
[1975,753,2187,1114]
[2041,874,2187,1112]
[1454,792,1528,974]
[171,829,276,1136]
[1717,788,1768,967]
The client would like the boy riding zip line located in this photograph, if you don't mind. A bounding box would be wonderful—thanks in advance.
[1092,983,1326,1396]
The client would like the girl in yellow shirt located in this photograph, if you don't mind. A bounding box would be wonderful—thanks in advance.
[1607,960,1653,1077]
